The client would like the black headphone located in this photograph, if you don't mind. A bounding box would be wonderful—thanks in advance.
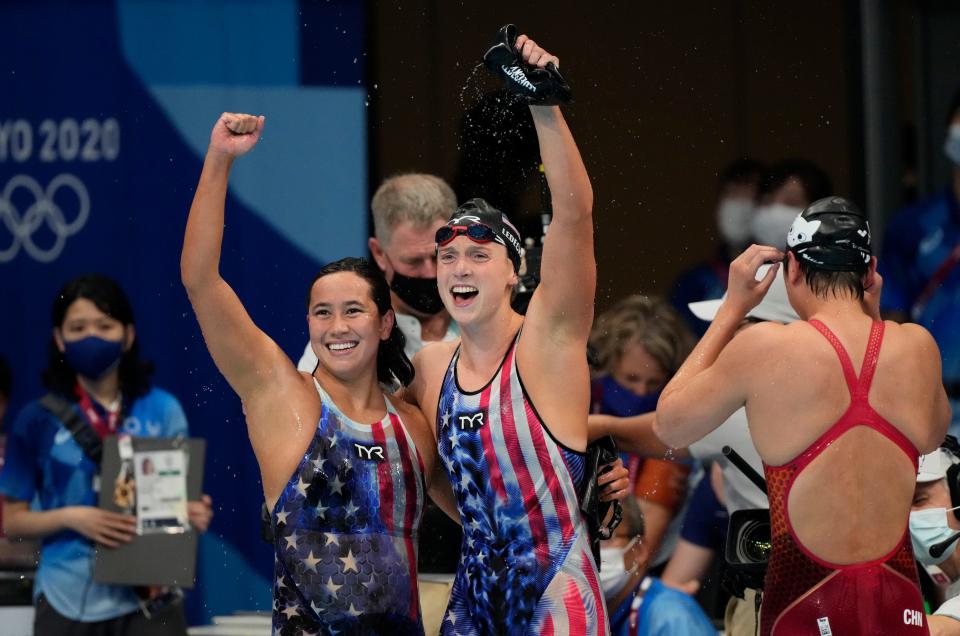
[939,435,960,520]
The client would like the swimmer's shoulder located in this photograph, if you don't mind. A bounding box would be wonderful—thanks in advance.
[387,394,429,431]
[882,319,936,344]
[414,339,460,367]
[386,393,438,459]
[731,319,794,349]
[728,321,809,373]
[411,340,460,384]
[401,340,460,408]
[878,320,941,367]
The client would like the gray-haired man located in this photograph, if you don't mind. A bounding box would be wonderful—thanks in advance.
[298,173,460,370]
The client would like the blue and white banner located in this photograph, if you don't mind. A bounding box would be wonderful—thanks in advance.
[0,0,368,623]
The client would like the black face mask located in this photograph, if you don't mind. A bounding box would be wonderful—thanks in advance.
[389,271,444,315]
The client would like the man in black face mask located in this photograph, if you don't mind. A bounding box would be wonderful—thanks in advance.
[298,173,460,371]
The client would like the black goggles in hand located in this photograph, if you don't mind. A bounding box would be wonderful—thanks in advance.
[435,223,498,246]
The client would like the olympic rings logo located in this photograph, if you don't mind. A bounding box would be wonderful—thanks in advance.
[0,174,90,263]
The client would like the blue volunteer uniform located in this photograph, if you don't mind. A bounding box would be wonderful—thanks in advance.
[879,188,960,434]
[0,387,187,621]
[609,577,717,636]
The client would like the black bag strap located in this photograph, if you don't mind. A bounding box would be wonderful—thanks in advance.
[39,393,103,465]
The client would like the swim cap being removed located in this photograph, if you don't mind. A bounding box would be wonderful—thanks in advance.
[483,24,572,106]
[786,196,871,271]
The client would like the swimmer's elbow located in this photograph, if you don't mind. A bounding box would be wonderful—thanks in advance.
[180,255,204,294]
[653,397,687,449]
[180,257,221,300]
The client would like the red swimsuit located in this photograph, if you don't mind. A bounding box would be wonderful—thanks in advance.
[761,320,928,636]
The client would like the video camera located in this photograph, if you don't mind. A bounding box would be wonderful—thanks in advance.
[722,446,771,593]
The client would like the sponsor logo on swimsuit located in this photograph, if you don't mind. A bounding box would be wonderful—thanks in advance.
[903,609,924,627]
[816,617,833,636]
[353,442,385,462]
[501,65,536,92]
[457,412,485,431]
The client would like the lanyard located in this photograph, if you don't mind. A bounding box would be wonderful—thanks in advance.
[912,241,960,322]
[75,383,121,440]
[628,576,653,636]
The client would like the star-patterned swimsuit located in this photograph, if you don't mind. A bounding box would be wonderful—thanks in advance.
[271,380,426,635]
[437,332,609,636]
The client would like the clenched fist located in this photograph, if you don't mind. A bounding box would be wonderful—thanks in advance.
[514,34,560,70]
[209,112,265,158]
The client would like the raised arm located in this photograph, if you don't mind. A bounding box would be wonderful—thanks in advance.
[181,113,288,401]
[518,36,595,342]
[656,245,782,447]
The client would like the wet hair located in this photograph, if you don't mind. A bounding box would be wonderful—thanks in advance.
[589,295,694,379]
[305,257,415,388]
[719,158,765,189]
[42,274,154,399]
[784,255,866,301]
[759,159,833,205]
[371,174,457,246]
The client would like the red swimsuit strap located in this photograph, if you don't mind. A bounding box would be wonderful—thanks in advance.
[807,318,883,400]
[855,319,885,398]
[804,319,918,465]
[808,319,862,396]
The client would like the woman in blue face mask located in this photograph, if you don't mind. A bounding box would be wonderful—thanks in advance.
[588,295,695,570]
[0,274,213,636]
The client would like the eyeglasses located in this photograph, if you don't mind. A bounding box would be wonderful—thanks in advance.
[435,224,497,246]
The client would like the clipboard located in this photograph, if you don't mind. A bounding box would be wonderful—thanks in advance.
[93,436,205,588]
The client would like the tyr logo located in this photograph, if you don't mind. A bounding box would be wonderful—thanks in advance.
[457,412,485,431]
[354,443,385,462]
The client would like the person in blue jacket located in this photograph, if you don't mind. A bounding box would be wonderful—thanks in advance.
[879,86,960,437]
[0,274,213,636]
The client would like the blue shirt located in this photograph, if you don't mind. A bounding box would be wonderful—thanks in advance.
[0,386,188,621]
[610,577,717,636]
[679,471,728,551]
[879,189,960,381]
[670,249,730,337]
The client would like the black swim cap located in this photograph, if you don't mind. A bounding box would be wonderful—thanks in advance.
[786,196,871,271]
[441,198,524,271]
[483,24,572,106]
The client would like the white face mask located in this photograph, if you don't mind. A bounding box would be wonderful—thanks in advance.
[598,536,640,599]
[909,504,960,567]
[751,204,803,248]
[945,124,960,168]
[717,198,755,247]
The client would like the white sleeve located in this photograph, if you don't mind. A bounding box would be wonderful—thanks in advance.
[297,341,318,373]
[936,594,960,621]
